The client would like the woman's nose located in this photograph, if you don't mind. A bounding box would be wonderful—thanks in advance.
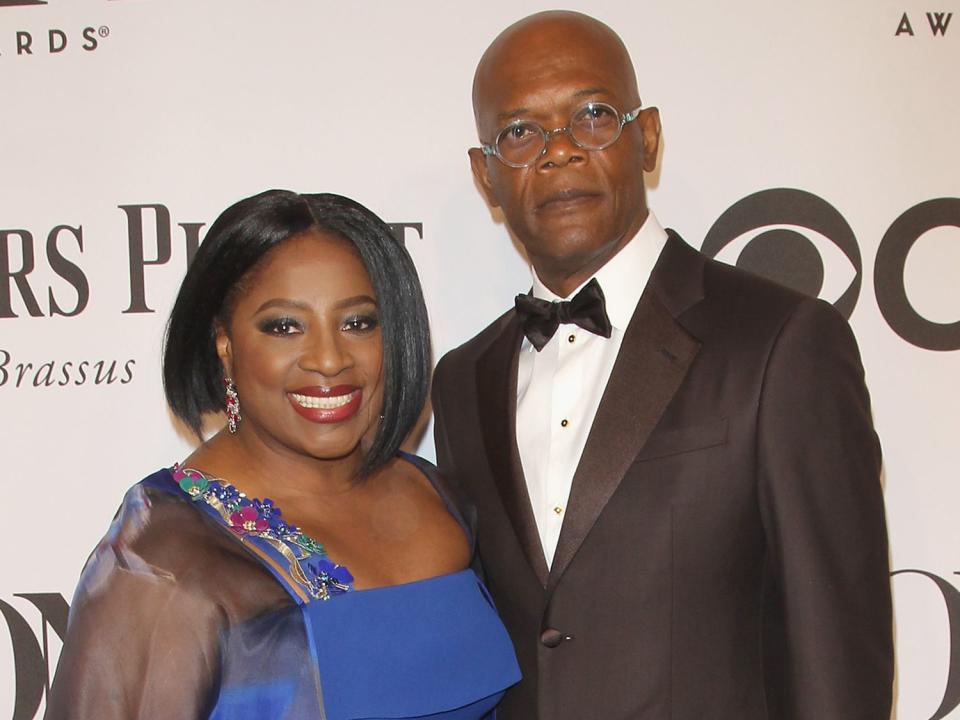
[299,330,352,377]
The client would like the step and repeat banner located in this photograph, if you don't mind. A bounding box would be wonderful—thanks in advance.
[1,1,957,718]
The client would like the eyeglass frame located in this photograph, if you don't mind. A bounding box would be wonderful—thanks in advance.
[479,102,645,169]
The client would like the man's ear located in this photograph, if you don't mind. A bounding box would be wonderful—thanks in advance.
[215,322,233,379]
[468,147,501,208]
[638,107,661,173]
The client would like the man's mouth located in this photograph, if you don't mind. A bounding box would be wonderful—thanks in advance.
[536,188,601,211]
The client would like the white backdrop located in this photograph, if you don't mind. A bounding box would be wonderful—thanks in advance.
[1,1,957,718]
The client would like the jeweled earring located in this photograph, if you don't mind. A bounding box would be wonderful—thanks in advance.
[224,377,241,434]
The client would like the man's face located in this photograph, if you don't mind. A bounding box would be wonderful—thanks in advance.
[470,24,660,294]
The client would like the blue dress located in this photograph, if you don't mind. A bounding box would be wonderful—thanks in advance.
[45,457,520,720]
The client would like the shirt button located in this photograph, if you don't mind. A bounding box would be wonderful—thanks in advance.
[553,506,564,515]
[567,334,576,343]
[560,419,569,428]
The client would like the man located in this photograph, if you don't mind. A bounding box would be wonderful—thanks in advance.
[432,10,893,720]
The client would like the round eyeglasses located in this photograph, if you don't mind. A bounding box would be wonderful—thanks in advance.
[480,102,644,168]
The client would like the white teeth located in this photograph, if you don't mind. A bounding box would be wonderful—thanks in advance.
[290,391,358,409]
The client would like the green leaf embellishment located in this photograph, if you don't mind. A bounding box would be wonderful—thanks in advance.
[294,534,326,557]
[179,475,209,497]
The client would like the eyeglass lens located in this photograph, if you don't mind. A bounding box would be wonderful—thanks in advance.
[496,103,623,166]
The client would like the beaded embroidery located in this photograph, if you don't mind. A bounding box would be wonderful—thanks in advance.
[171,465,353,600]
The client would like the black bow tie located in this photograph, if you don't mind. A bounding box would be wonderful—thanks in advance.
[514,278,613,352]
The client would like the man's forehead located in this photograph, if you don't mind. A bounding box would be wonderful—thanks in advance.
[485,83,619,123]
[473,15,638,124]
[475,47,635,121]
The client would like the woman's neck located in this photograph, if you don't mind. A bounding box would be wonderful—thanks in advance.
[183,428,370,507]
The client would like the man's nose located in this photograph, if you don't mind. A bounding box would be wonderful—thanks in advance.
[539,126,584,168]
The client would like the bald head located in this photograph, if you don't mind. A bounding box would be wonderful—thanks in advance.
[472,11,641,134]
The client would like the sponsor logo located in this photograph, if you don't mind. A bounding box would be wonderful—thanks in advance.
[0,593,67,720]
[891,570,960,720]
[0,0,120,57]
[702,189,960,351]
[0,25,109,56]
[703,189,862,318]
[1,206,422,319]
[896,10,954,36]
[0,350,136,389]
[875,199,960,352]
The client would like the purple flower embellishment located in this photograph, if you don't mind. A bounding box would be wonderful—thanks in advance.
[215,484,242,506]
[258,498,279,518]
[257,498,287,530]
[230,506,269,535]
[308,557,354,587]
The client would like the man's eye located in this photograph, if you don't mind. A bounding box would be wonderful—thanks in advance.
[258,317,302,335]
[581,104,617,123]
[503,123,540,144]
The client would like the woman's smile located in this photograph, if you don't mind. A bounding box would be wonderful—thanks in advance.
[288,385,363,423]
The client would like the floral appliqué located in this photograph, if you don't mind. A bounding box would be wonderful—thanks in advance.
[171,465,353,600]
[229,506,269,534]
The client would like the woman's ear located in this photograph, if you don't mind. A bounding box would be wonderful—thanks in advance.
[215,322,233,378]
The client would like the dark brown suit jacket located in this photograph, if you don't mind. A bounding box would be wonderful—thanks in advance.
[432,232,893,720]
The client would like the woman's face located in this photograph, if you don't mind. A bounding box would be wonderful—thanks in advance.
[216,229,384,466]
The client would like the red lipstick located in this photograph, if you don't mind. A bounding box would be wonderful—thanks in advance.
[287,385,363,424]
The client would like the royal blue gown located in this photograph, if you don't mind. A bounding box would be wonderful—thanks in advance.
[46,456,520,719]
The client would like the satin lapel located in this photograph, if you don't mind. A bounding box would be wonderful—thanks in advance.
[547,288,701,591]
[476,315,550,586]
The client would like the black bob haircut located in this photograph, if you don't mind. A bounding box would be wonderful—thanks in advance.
[163,189,431,476]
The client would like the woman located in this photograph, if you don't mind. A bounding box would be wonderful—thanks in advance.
[45,190,520,719]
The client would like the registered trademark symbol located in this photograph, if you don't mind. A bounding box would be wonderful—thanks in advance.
[98,26,110,38]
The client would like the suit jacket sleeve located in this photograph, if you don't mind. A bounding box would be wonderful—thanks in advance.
[432,356,486,581]
[432,356,456,482]
[756,298,893,720]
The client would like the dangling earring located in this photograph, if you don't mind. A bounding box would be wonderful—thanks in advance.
[224,377,241,434]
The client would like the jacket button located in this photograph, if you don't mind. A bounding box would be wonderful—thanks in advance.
[540,628,564,648]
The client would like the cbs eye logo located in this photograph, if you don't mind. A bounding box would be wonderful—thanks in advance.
[702,188,960,352]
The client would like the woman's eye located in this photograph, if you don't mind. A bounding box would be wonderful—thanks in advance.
[258,317,302,335]
[342,314,379,333]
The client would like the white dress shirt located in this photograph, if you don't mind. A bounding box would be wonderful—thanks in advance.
[516,213,669,568]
